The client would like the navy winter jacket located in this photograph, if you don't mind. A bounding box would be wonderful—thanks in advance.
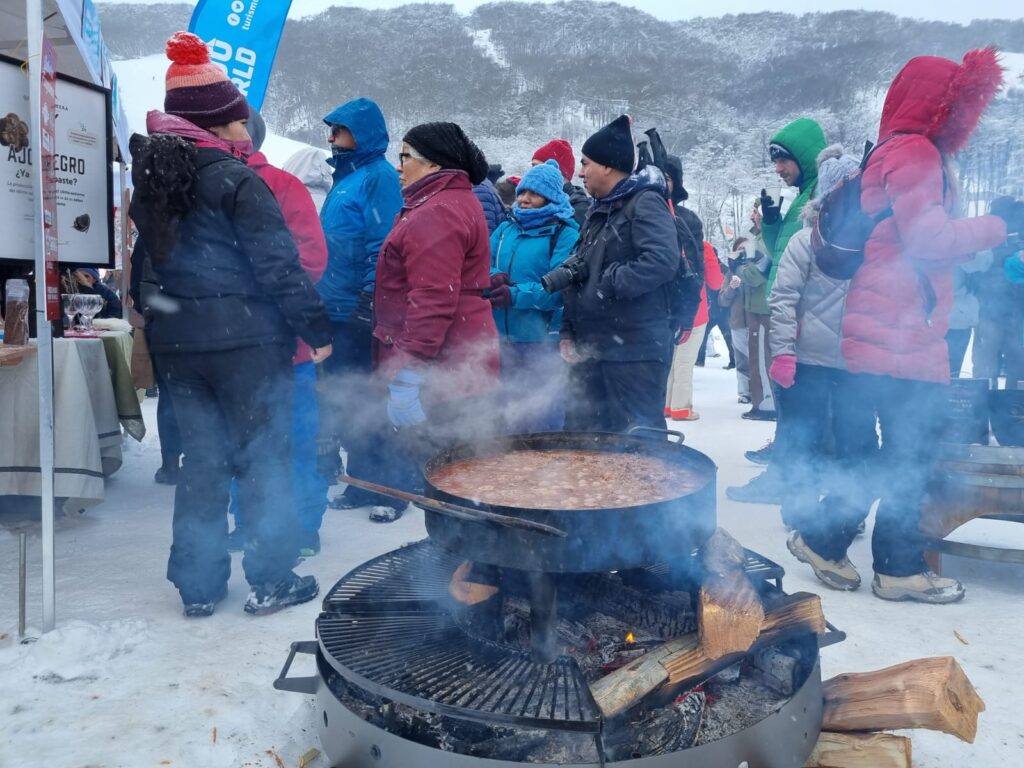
[129,147,332,354]
[473,179,508,234]
[560,172,679,363]
[319,98,403,322]
[490,216,579,343]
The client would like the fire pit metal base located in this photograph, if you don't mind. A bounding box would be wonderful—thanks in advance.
[307,651,823,768]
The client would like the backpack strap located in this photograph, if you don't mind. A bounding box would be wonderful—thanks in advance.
[547,221,568,262]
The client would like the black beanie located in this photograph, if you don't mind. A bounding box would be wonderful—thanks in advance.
[582,115,635,174]
[403,122,489,185]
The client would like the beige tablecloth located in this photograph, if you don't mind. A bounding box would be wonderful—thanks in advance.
[0,338,124,509]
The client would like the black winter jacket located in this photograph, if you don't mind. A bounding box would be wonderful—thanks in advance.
[566,182,590,228]
[130,147,332,354]
[561,186,679,362]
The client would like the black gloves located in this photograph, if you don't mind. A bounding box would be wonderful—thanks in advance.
[760,189,781,225]
[353,290,373,327]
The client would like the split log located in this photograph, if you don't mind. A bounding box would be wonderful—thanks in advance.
[804,732,911,768]
[663,592,824,683]
[698,528,765,660]
[822,656,985,743]
[590,592,825,719]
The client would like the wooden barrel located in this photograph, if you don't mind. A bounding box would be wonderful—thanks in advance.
[922,443,1024,541]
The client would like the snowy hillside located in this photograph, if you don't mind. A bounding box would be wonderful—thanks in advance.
[112,54,328,169]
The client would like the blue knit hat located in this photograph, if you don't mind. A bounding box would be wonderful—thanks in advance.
[516,160,567,204]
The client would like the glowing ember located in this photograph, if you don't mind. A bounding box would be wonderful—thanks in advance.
[626,632,635,644]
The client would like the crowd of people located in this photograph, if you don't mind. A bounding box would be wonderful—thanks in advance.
[124,32,1022,617]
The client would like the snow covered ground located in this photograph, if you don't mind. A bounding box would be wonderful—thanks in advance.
[2,353,1023,767]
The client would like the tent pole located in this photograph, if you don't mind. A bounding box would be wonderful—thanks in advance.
[26,0,56,633]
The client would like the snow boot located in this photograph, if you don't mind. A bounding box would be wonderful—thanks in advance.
[154,455,180,485]
[741,408,776,422]
[786,532,861,591]
[725,471,784,504]
[182,586,227,618]
[244,573,319,615]
[369,504,405,523]
[744,441,773,465]
[871,572,965,604]
[328,491,362,510]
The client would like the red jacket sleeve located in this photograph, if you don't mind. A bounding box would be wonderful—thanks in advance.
[277,173,328,284]
[703,241,724,290]
[880,137,1006,267]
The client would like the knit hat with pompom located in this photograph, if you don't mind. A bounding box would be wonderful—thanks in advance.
[163,32,249,129]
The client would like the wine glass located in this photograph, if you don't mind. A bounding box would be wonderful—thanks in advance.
[61,294,79,332]
[78,295,104,333]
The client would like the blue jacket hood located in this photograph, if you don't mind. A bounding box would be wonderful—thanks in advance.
[323,97,390,174]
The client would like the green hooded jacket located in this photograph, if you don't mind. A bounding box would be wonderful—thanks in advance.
[762,118,827,293]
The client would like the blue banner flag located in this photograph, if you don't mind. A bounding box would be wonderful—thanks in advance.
[188,0,293,111]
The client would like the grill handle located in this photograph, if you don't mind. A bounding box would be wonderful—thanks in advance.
[273,641,319,695]
[626,425,685,444]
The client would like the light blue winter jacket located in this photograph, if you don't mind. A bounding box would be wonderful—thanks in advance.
[490,217,579,343]
[318,98,403,322]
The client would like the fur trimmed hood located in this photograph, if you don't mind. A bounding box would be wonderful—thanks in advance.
[878,47,1004,154]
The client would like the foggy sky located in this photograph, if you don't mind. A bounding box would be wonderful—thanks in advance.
[104,0,1023,25]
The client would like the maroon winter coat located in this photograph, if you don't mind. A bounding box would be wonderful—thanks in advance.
[841,49,1007,383]
[373,169,499,401]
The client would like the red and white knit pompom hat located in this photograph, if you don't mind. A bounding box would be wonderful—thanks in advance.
[163,31,249,129]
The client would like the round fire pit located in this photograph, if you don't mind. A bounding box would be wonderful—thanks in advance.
[276,541,834,768]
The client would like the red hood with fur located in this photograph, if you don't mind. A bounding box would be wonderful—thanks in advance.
[841,48,1008,383]
[878,47,1004,154]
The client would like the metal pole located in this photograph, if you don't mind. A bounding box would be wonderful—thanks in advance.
[18,532,27,640]
[26,0,57,633]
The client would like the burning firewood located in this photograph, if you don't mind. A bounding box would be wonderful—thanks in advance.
[448,561,499,605]
[590,592,825,718]
[804,732,911,768]
[697,528,765,660]
[821,656,985,743]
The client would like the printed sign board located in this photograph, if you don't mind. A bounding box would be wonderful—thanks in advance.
[0,54,115,267]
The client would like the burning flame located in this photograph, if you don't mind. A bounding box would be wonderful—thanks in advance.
[625,632,635,644]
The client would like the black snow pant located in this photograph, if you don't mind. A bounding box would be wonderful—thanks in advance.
[159,344,298,604]
[319,319,396,508]
[564,358,668,433]
[972,304,1024,384]
[796,372,943,577]
[696,290,734,367]
[776,365,877,534]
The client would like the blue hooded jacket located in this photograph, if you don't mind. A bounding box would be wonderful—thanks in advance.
[318,98,403,322]
[490,216,579,343]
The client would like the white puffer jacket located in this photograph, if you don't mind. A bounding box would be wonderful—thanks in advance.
[768,227,850,369]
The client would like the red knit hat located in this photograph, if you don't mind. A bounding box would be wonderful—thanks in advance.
[163,32,249,129]
[532,139,575,182]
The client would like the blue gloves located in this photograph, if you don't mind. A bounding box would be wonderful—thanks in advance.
[387,368,426,428]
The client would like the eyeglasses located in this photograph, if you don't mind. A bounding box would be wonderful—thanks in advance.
[398,152,413,166]
[329,124,344,139]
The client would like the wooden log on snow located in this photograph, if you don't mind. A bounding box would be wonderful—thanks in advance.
[590,592,825,719]
[697,528,765,660]
[804,732,912,768]
[821,656,985,743]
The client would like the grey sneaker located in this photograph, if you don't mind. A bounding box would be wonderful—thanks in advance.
[786,531,861,591]
[871,572,965,604]
[725,471,784,504]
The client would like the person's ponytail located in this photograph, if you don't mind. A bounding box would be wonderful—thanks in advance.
[129,133,198,264]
